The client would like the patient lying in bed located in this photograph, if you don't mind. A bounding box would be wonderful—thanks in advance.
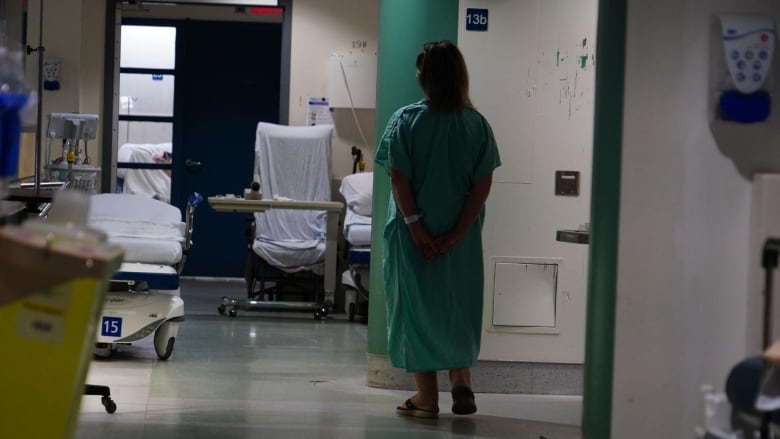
[116,143,172,202]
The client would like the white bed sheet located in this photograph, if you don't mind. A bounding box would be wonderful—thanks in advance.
[91,193,181,223]
[252,123,333,273]
[344,208,372,246]
[89,193,185,265]
[109,236,183,265]
[252,238,325,274]
[339,172,373,217]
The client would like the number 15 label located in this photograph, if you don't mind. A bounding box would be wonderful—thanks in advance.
[101,316,122,337]
[466,8,488,32]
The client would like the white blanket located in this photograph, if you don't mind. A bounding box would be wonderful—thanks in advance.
[339,172,373,217]
[88,194,185,264]
[252,122,333,273]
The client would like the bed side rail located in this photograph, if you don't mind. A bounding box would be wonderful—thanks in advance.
[177,192,203,274]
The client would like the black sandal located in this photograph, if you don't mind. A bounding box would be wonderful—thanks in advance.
[396,398,439,419]
[451,386,477,415]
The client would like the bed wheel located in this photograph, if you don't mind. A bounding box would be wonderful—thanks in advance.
[218,304,226,315]
[154,337,175,361]
[154,322,178,360]
[101,396,117,414]
[314,305,329,320]
[229,308,238,317]
[94,343,116,358]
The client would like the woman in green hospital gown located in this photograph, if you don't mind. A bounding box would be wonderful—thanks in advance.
[375,40,501,419]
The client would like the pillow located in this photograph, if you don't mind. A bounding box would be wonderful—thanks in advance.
[339,172,373,217]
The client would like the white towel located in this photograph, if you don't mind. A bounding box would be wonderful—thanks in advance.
[252,122,333,273]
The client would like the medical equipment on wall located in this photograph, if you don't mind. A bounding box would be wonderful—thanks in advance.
[211,122,343,319]
[88,192,202,360]
[715,16,776,123]
[45,112,100,193]
[328,52,374,158]
[351,146,365,173]
[43,56,61,90]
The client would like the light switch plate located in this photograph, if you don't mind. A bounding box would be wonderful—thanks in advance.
[555,171,580,196]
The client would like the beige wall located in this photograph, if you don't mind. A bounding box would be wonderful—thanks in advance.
[459,0,597,365]
[19,0,86,179]
[25,0,83,118]
[612,0,780,436]
[289,0,378,179]
[79,0,106,163]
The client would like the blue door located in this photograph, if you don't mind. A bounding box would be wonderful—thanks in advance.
[171,20,283,277]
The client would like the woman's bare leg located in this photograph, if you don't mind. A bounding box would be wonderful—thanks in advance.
[449,368,471,389]
[449,368,477,414]
[409,371,439,410]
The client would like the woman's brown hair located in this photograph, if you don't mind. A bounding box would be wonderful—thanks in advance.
[416,40,473,112]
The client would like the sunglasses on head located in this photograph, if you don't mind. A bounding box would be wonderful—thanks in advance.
[423,40,452,51]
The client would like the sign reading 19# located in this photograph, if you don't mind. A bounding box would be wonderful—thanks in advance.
[466,8,488,31]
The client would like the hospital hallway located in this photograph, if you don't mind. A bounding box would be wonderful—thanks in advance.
[75,279,582,439]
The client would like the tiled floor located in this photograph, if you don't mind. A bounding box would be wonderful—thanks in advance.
[76,279,582,438]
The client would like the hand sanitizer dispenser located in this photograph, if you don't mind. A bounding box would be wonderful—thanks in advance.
[718,16,776,123]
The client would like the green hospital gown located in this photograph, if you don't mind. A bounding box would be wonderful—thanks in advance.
[375,100,501,372]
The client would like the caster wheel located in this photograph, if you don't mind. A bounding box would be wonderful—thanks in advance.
[93,343,116,359]
[155,337,175,361]
[314,312,322,320]
[348,303,356,322]
[154,322,177,361]
[229,308,238,317]
[101,396,117,414]
[218,305,226,315]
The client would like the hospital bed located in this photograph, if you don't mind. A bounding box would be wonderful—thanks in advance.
[339,171,372,321]
[88,191,201,360]
[211,122,342,319]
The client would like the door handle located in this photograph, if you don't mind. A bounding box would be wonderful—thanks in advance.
[185,159,203,170]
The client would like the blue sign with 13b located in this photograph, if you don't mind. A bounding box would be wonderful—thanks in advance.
[466,8,488,31]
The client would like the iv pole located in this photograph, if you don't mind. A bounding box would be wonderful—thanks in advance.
[25,0,43,196]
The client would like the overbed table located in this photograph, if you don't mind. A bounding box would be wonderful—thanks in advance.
[208,196,343,319]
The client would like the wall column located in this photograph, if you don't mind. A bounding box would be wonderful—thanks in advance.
[367,0,459,386]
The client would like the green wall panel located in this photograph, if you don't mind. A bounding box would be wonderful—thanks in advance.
[368,0,460,356]
[583,0,625,436]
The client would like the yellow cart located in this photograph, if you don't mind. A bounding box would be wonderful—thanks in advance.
[0,219,124,439]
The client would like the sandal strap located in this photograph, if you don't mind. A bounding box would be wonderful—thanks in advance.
[399,398,439,413]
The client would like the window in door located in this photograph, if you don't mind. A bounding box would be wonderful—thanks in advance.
[116,25,176,202]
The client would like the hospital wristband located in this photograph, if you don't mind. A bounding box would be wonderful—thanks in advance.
[404,213,422,224]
